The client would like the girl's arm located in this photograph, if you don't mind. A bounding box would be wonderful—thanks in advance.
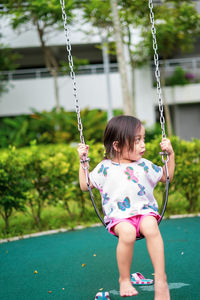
[159,138,175,182]
[77,143,94,191]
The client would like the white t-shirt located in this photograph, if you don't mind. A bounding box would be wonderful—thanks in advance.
[89,158,163,223]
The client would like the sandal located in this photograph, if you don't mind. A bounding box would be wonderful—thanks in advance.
[131,272,154,285]
[95,291,110,300]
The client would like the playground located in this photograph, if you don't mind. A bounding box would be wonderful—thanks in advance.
[0,216,199,300]
[1,1,200,300]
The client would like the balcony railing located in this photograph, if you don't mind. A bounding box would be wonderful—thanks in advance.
[152,57,200,83]
[1,57,200,82]
[0,63,119,81]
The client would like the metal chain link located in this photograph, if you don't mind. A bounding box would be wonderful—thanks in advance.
[60,0,167,149]
[59,0,85,144]
[148,0,166,139]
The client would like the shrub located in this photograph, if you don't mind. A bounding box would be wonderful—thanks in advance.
[0,147,31,233]
[0,136,199,236]
[145,136,200,213]
[0,109,162,148]
[166,66,190,86]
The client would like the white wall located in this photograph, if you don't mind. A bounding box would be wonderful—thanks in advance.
[154,84,200,105]
[0,68,157,127]
[0,73,122,115]
[2,66,200,128]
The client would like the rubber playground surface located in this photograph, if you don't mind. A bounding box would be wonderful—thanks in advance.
[0,217,200,300]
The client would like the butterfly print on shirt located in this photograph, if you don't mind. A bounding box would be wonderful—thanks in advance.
[138,161,149,173]
[137,184,146,196]
[98,164,109,176]
[102,193,110,205]
[152,164,161,173]
[107,207,114,216]
[143,203,158,212]
[117,197,131,211]
[124,167,139,183]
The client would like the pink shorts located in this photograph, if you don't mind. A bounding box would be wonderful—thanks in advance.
[107,213,161,237]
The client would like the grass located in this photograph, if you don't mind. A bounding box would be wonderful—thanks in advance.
[0,201,99,239]
[0,191,199,239]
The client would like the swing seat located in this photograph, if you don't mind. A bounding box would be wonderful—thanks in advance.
[95,291,110,300]
[131,272,154,285]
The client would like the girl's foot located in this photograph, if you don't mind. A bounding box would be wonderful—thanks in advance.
[119,279,138,297]
[154,279,170,300]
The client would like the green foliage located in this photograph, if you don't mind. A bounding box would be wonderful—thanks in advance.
[0,146,31,233]
[0,136,199,237]
[0,0,76,111]
[145,136,200,214]
[60,57,89,75]
[0,109,163,149]
[0,42,20,95]
[0,109,76,148]
[166,67,190,86]
[172,137,200,212]
[133,1,200,64]
[0,142,104,235]
[143,123,162,143]
[0,0,74,29]
[80,0,112,29]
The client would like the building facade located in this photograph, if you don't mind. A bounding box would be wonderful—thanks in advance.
[0,4,200,140]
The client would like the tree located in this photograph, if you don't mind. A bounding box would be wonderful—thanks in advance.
[24,142,78,228]
[80,0,134,115]
[0,38,19,96]
[116,0,150,116]
[0,147,30,233]
[133,0,200,136]
[110,0,133,115]
[0,0,75,112]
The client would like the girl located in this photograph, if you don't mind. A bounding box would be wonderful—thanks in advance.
[78,115,175,299]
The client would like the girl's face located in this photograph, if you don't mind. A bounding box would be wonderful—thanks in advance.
[113,125,146,163]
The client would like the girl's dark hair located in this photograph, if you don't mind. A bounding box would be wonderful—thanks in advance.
[104,115,142,159]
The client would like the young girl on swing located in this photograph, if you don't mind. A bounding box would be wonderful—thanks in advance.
[78,115,175,299]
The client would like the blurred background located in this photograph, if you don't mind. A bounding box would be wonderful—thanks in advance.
[0,1,199,238]
[0,0,200,143]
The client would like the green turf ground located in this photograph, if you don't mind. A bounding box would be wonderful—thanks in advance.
[0,217,200,300]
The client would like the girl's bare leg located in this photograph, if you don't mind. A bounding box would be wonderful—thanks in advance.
[140,216,170,300]
[114,222,138,297]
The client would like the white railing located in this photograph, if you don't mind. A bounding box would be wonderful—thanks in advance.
[0,63,119,81]
[1,57,200,81]
[151,56,200,82]
[160,57,200,72]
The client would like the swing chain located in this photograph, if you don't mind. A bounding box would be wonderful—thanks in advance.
[59,0,85,144]
[148,0,166,140]
[149,0,169,164]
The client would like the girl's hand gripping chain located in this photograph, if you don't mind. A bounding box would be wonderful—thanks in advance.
[77,143,92,191]
[160,138,175,182]
[160,138,174,156]
[77,143,89,163]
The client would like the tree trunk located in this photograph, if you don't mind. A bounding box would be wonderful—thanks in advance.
[29,198,41,228]
[110,0,133,115]
[63,199,74,219]
[35,20,60,113]
[161,60,173,137]
[1,209,11,234]
[52,69,60,114]
[126,25,136,116]
[102,38,113,120]
[5,214,10,234]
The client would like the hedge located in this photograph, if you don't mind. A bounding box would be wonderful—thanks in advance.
[0,108,162,148]
[0,136,200,235]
